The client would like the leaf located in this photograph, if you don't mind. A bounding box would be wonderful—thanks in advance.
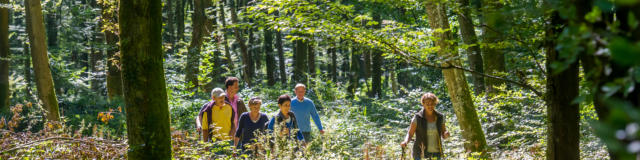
[609,37,640,67]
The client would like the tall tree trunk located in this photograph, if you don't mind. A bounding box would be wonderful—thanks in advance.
[340,38,349,80]
[307,40,315,79]
[229,0,251,86]
[370,14,383,98]
[23,43,32,98]
[45,0,58,50]
[424,0,488,153]
[275,17,286,84]
[219,0,235,74]
[186,0,205,89]
[25,0,60,122]
[101,0,123,100]
[119,0,172,158]
[247,27,256,78]
[481,1,506,95]
[293,36,308,83]
[330,44,337,82]
[544,9,579,160]
[176,0,185,43]
[164,0,175,54]
[457,0,485,95]
[264,28,276,85]
[0,0,9,112]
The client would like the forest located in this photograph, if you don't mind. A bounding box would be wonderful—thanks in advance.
[0,0,639,159]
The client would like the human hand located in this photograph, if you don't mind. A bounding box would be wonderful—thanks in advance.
[443,131,450,139]
[320,130,325,135]
[400,141,408,148]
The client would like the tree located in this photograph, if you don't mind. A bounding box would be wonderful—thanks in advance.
[544,8,579,160]
[175,0,185,43]
[481,0,506,95]
[45,0,58,50]
[307,39,315,79]
[25,0,60,122]
[99,0,123,100]
[218,0,235,74]
[264,28,277,85]
[370,14,383,98]
[275,12,286,84]
[0,0,9,112]
[423,0,488,154]
[293,36,308,83]
[186,0,214,89]
[456,0,485,94]
[229,0,252,86]
[118,0,172,158]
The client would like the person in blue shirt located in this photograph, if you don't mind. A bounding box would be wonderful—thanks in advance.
[290,83,324,143]
[267,94,304,141]
[234,97,269,155]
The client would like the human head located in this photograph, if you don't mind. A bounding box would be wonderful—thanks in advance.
[421,92,439,112]
[294,83,306,99]
[225,77,240,95]
[277,94,292,114]
[211,88,226,103]
[248,97,262,113]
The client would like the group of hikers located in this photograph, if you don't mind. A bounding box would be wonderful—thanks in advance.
[196,77,450,159]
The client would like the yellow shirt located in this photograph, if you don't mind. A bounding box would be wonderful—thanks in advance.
[206,103,233,140]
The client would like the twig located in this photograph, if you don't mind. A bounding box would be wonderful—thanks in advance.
[1,136,126,154]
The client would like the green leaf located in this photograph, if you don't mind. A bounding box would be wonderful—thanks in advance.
[609,38,640,67]
[585,6,602,23]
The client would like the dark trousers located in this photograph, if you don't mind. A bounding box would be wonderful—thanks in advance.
[301,132,313,142]
[413,152,441,160]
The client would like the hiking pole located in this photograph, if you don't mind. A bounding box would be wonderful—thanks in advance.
[401,146,406,160]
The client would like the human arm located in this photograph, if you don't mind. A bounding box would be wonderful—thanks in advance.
[309,100,324,134]
[401,117,417,148]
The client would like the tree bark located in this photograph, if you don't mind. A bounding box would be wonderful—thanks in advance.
[25,0,60,122]
[307,40,315,79]
[176,0,185,42]
[45,0,58,50]
[481,1,506,95]
[101,0,123,100]
[293,36,308,83]
[219,0,235,74]
[229,0,251,86]
[118,0,172,158]
[0,0,10,112]
[370,14,383,98]
[457,0,485,95]
[186,0,210,89]
[347,42,358,97]
[544,9,579,160]
[424,0,488,154]
[264,28,276,85]
[23,43,32,98]
[330,44,337,83]
[165,0,174,53]
[275,13,286,84]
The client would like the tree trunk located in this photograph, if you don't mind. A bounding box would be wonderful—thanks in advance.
[0,0,9,112]
[544,9,580,160]
[101,0,123,100]
[229,0,251,86]
[457,0,485,95]
[307,40,315,79]
[293,36,308,83]
[424,0,488,153]
[176,0,185,42]
[247,27,256,79]
[481,1,506,95]
[370,14,383,98]
[25,0,60,122]
[186,0,208,89]
[219,0,235,74]
[118,0,172,158]
[347,41,358,97]
[264,28,276,85]
[275,16,286,84]
[23,43,32,98]
[45,0,58,50]
[330,44,337,82]
[165,0,174,53]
